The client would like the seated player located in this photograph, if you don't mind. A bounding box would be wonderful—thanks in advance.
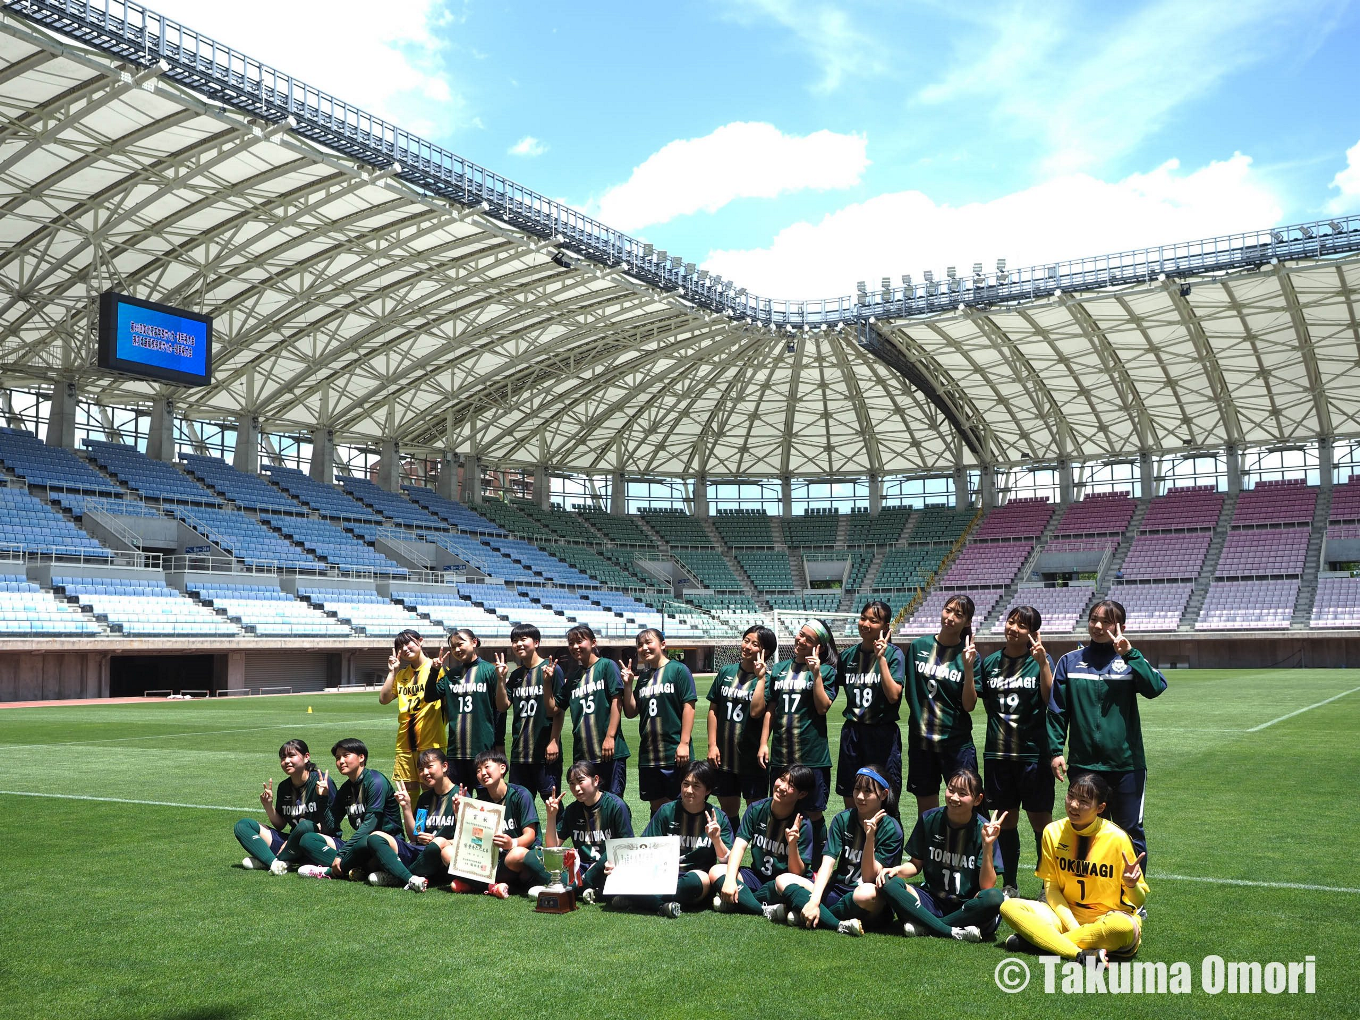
[560,624,629,796]
[233,738,331,874]
[505,623,566,807]
[999,772,1149,966]
[772,765,902,937]
[706,624,774,820]
[541,759,635,902]
[711,765,814,917]
[295,738,402,880]
[363,748,467,893]
[876,767,1004,941]
[608,760,733,918]
[451,749,550,898]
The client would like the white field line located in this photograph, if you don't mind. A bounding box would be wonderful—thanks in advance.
[0,790,246,812]
[1158,873,1360,895]
[1246,685,1360,732]
[0,717,386,750]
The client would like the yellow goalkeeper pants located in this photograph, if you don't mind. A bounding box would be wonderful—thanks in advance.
[999,898,1141,959]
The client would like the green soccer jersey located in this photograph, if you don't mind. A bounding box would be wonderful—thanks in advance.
[904,635,973,750]
[273,770,331,832]
[556,792,634,868]
[560,658,630,763]
[736,797,814,882]
[413,785,460,839]
[905,806,997,903]
[327,768,402,851]
[706,664,764,774]
[633,659,698,767]
[824,807,903,887]
[475,782,541,847]
[426,658,501,760]
[1047,644,1168,772]
[838,642,906,724]
[507,660,566,764]
[641,798,733,872]
[979,649,1054,761]
[766,659,838,768]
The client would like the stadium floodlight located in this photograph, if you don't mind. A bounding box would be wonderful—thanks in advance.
[683,262,695,275]
[996,258,1009,283]
[1271,231,1285,243]
[1330,220,1345,234]
[735,287,746,297]
[656,249,667,262]
[1299,225,1315,239]
[901,274,912,287]
[856,280,868,294]
[697,269,709,281]
[642,243,654,256]
[972,262,983,277]
[946,266,957,279]
[880,277,892,294]
[923,270,934,283]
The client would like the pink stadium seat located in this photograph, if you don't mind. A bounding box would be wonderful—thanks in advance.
[1054,492,1135,536]
[1196,580,1298,630]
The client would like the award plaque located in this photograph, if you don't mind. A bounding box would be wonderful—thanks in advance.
[535,845,577,913]
[602,836,680,897]
[447,796,505,883]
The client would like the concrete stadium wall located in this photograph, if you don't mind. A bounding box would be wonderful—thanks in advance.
[0,651,109,701]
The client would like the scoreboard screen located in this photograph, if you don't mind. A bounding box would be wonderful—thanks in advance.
[98,291,212,387]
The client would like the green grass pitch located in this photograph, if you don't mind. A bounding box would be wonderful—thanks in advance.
[1,670,1357,1019]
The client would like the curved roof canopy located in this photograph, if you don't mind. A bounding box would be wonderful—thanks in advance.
[2,2,1360,480]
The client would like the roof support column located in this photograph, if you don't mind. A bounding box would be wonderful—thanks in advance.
[868,473,882,514]
[611,471,625,515]
[980,465,998,510]
[462,454,482,504]
[533,465,549,509]
[437,451,457,500]
[781,475,792,518]
[147,397,174,462]
[1059,459,1074,504]
[234,414,259,474]
[1225,444,1242,495]
[1318,439,1333,492]
[309,427,334,484]
[692,475,709,518]
[45,379,77,449]
[377,438,400,492]
[1139,452,1155,500]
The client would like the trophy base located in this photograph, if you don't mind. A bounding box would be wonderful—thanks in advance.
[535,887,577,913]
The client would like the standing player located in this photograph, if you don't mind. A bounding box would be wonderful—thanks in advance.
[542,760,634,902]
[364,748,465,892]
[903,594,979,817]
[1048,600,1167,870]
[294,738,402,880]
[504,623,566,807]
[712,765,814,917]
[759,620,838,859]
[378,628,442,802]
[706,624,774,820]
[559,624,629,796]
[424,628,506,792]
[233,738,331,873]
[876,768,1004,941]
[978,605,1055,894]
[621,628,697,817]
[999,772,1149,964]
[836,600,905,809]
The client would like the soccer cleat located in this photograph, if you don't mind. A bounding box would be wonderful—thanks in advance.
[446,879,474,894]
[902,922,921,937]
[785,908,802,928]
[1076,948,1109,972]
[762,904,787,925]
[483,882,511,899]
[951,925,983,942]
[268,859,289,876]
[712,893,737,913]
[366,871,402,887]
[241,857,266,870]
[580,888,597,905]
[1136,904,1148,920]
[404,876,428,893]
[527,886,546,899]
[1003,933,1026,952]
[346,868,366,882]
[297,865,331,880]
[1003,884,1019,899]
[658,901,682,919]
[837,919,864,937]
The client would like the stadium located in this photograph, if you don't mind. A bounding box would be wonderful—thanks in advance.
[1,1,1357,1018]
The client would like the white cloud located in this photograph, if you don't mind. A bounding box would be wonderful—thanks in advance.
[703,153,1283,297]
[509,136,548,157]
[595,122,868,232]
[147,0,460,131]
[1328,139,1360,215]
[719,0,887,92]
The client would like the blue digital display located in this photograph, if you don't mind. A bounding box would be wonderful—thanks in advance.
[98,291,212,387]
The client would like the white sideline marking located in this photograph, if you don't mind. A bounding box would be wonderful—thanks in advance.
[1247,685,1360,732]
[0,790,245,812]
[0,717,384,750]
[1159,873,1360,895]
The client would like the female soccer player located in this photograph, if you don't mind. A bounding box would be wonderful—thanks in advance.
[378,629,442,802]
[363,748,465,892]
[758,620,838,858]
[621,628,698,816]
[542,759,635,901]
[1048,600,1167,869]
[999,772,1149,965]
[836,600,905,809]
[772,765,903,937]
[503,623,566,806]
[233,738,330,873]
[876,768,1004,941]
[559,624,629,795]
[611,760,732,917]
[903,594,979,817]
[453,748,550,897]
[978,605,1055,894]
[712,764,814,916]
[424,628,506,792]
[294,738,402,880]
[706,624,775,819]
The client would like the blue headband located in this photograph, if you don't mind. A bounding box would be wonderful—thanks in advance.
[856,767,889,790]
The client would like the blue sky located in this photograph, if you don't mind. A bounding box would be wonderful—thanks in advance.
[157,0,1360,297]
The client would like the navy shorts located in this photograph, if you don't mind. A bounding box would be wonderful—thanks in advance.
[510,759,562,801]
[906,742,978,796]
[638,763,683,803]
[394,837,424,867]
[769,764,831,814]
[579,756,627,797]
[909,884,1001,937]
[836,721,903,797]
[714,763,768,803]
[822,882,854,909]
[985,758,1055,814]
[448,757,480,792]
[265,827,288,854]
[1069,767,1148,869]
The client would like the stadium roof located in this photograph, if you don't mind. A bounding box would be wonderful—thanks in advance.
[3,0,1360,480]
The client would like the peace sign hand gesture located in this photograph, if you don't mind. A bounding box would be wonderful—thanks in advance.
[704,810,723,843]
[394,785,411,809]
[493,651,509,682]
[784,812,803,850]
[315,770,330,797]
[544,786,561,817]
[873,634,889,659]
[1111,623,1132,656]
[1121,850,1146,887]
[862,809,885,840]
[1028,631,1046,662]
[543,655,558,678]
[386,651,400,673]
[260,778,273,808]
[806,648,821,675]
[963,634,978,669]
[982,810,1007,846]
[753,649,767,680]
[620,658,636,686]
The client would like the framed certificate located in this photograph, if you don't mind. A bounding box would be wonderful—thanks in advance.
[447,796,505,883]
[602,836,680,897]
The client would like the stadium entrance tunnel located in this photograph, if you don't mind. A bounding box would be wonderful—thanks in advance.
[111,654,217,698]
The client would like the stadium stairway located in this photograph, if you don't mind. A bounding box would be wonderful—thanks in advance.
[1180,490,1239,630]
[976,508,1065,634]
[789,550,808,591]
[856,544,890,593]
[1077,494,1153,621]
[1291,484,1332,628]
[834,512,850,546]
[702,517,759,599]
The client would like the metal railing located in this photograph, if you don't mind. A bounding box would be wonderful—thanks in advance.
[0,543,159,569]
[81,498,145,550]
[10,0,1360,328]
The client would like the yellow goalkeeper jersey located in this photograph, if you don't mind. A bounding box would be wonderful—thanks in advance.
[1036,815,1149,925]
[395,658,444,753]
